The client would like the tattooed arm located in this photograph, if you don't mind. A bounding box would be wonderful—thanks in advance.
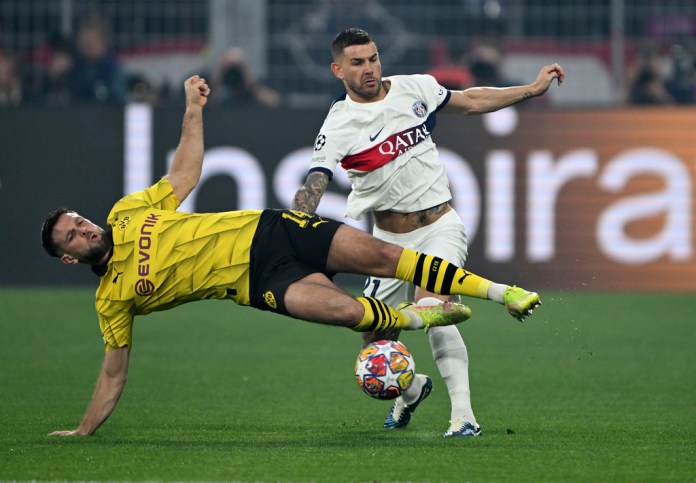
[291,171,331,214]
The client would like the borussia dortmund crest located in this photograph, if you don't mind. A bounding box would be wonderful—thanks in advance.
[263,291,277,309]
[117,216,131,231]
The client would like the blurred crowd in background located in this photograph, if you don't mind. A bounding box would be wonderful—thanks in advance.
[0,0,695,108]
[0,9,284,107]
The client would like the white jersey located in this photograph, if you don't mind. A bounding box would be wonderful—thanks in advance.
[309,74,453,220]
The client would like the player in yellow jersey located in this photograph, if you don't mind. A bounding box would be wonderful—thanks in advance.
[41,75,540,436]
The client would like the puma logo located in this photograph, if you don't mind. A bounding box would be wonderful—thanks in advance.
[112,270,123,284]
[457,271,472,285]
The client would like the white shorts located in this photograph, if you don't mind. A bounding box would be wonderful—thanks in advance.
[363,209,469,306]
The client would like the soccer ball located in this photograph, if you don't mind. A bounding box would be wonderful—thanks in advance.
[355,340,415,400]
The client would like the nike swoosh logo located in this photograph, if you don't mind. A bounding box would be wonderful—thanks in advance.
[369,126,385,142]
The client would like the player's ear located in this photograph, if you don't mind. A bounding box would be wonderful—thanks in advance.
[330,62,344,80]
[60,254,79,265]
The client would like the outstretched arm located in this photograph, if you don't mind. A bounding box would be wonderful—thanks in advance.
[49,346,130,436]
[442,63,565,114]
[291,170,330,214]
[164,75,211,203]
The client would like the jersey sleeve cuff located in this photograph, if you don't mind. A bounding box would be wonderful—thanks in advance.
[435,90,452,112]
[308,166,334,181]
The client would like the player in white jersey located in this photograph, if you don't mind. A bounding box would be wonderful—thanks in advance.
[292,28,563,437]
[309,73,451,220]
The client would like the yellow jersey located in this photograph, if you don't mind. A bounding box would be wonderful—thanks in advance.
[95,178,261,351]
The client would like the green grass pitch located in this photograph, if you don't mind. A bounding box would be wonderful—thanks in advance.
[1,287,694,482]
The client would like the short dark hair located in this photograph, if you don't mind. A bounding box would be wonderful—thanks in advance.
[331,28,374,60]
[41,208,73,257]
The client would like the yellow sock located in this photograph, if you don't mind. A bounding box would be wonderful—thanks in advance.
[395,248,491,299]
[353,297,411,332]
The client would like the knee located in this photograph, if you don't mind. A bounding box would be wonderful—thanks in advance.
[428,325,467,360]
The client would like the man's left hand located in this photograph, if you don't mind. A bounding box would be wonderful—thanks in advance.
[185,75,210,107]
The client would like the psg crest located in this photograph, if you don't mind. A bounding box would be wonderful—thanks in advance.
[412,100,428,118]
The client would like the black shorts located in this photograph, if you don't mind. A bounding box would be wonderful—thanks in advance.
[249,209,343,315]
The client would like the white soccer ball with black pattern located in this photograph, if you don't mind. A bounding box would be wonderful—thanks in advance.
[355,340,415,400]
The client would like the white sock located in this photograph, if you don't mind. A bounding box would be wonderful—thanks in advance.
[427,320,477,425]
[487,282,508,303]
[400,309,424,330]
[401,373,427,405]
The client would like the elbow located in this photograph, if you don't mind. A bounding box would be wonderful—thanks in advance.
[104,370,128,392]
[114,372,128,388]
